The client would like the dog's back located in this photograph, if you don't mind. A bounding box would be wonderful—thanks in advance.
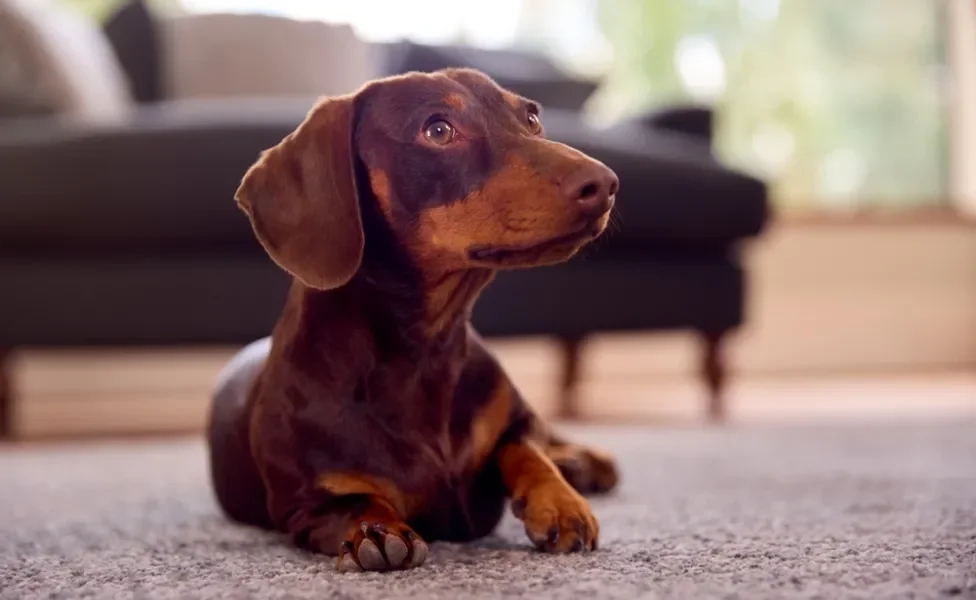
[207,337,273,528]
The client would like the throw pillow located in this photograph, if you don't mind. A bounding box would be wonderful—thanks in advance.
[104,0,162,103]
[0,0,132,122]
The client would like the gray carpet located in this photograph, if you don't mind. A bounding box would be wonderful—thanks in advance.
[1,419,974,599]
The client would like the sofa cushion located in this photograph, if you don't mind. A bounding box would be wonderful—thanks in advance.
[162,14,378,100]
[476,256,745,338]
[0,253,744,346]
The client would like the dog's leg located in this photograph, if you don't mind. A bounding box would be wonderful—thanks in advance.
[497,438,599,553]
[332,497,429,573]
[542,431,619,496]
[464,331,605,551]
[272,473,429,573]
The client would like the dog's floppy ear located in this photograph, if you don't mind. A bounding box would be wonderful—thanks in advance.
[235,94,363,290]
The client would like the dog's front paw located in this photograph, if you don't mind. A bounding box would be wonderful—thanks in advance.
[548,444,619,495]
[511,483,598,553]
[337,520,428,572]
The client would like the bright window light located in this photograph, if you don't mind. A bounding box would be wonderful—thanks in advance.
[180,0,526,47]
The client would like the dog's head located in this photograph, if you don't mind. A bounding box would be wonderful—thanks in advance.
[236,68,618,290]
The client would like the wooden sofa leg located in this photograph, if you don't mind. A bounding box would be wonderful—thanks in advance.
[557,334,587,420]
[700,330,728,422]
[0,349,11,438]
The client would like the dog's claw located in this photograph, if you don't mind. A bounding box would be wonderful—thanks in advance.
[337,541,360,572]
[547,525,560,545]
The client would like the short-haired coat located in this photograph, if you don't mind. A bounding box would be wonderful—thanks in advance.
[208,68,620,572]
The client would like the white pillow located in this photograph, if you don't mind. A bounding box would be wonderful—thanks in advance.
[0,0,132,123]
[163,13,379,100]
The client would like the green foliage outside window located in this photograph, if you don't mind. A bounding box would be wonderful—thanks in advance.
[57,0,949,210]
[55,0,179,23]
[593,0,949,210]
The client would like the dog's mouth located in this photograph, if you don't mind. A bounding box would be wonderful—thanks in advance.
[468,217,606,266]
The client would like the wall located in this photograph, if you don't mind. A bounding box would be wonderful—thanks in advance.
[587,221,976,378]
[949,0,976,216]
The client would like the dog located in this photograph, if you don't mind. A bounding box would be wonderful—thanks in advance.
[207,67,620,573]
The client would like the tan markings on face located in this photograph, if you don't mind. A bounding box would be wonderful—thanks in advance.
[317,472,416,517]
[368,168,393,219]
[445,93,466,110]
[414,155,571,259]
[593,209,611,233]
[468,378,514,471]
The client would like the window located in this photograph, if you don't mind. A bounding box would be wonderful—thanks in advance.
[174,0,955,211]
[592,0,951,211]
[67,0,953,211]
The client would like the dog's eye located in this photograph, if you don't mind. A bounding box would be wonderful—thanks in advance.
[527,111,542,134]
[424,120,456,145]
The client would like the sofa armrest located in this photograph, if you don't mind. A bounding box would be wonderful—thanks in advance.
[541,109,769,248]
[638,105,714,144]
[0,99,311,252]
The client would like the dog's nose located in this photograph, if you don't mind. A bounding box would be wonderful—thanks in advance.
[562,161,619,217]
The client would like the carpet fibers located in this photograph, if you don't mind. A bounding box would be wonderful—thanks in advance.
[1,419,974,599]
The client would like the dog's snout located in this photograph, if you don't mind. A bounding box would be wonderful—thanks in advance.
[562,162,619,216]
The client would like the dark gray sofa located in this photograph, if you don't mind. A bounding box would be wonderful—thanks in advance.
[0,7,768,434]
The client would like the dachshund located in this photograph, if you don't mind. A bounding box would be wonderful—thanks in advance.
[207,67,620,573]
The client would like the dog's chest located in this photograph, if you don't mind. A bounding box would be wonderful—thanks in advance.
[300,353,506,540]
[366,352,461,417]
[365,354,492,466]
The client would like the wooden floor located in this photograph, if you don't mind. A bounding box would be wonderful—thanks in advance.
[4,337,975,439]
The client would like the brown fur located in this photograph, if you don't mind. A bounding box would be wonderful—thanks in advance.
[318,473,416,517]
[207,68,620,573]
[445,92,467,110]
[499,440,599,552]
[467,371,516,473]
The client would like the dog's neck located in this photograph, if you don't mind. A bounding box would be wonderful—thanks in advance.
[418,267,495,337]
[349,204,495,345]
[276,261,492,441]
[356,253,494,345]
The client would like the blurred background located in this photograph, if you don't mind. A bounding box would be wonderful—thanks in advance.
[1,0,974,438]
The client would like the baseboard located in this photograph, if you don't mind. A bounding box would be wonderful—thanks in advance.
[587,222,976,378]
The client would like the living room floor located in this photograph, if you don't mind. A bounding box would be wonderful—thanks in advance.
[1,365,974,599]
